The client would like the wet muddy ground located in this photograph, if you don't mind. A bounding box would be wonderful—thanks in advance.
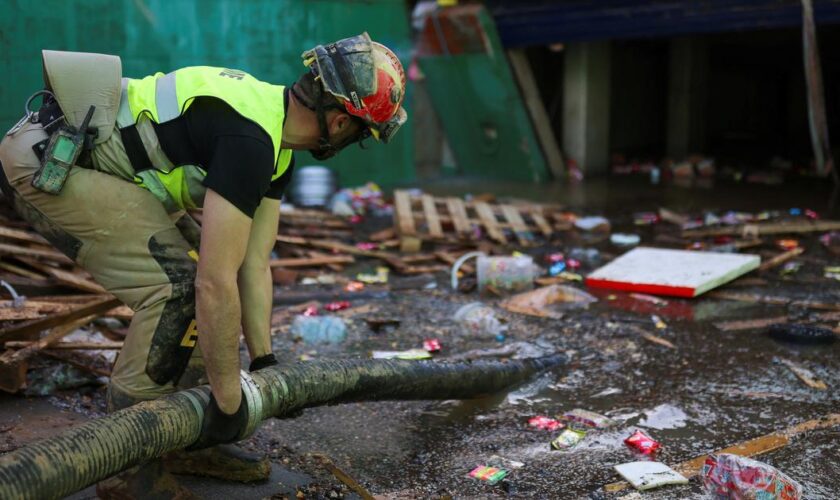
[3,177,840,498]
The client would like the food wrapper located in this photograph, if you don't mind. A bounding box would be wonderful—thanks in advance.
[561,409,615,429]
[624,429,661,456]
[422,338,441,352]
[302,306,319,317]
[528,416,564,431]
[324,301,350,312]
[551,428,586,449]
[468,465,508,485]
[702,453,802,500]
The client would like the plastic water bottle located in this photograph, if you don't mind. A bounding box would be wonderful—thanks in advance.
[453,303,508,340]
[291,315,347,344]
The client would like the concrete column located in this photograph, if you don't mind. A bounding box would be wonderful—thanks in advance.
[667,37,708,158]
[562,41,611,175]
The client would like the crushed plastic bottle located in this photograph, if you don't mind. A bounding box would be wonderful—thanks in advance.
[454,302,508,339]
[291,315,347,344]
[702,453,803,500]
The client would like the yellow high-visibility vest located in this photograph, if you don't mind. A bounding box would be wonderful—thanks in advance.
[117,66,293,211]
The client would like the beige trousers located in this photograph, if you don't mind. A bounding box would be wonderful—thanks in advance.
[0,117,204,407]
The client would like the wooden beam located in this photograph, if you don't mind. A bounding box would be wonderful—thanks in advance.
[446,197,471,236]
[501,205,533,246]
[507,49,565,178]
[474,202,507,244]
[393,190,417,236]
[421,194,444,238]
[0,296,122,342]
[268,255,354,268]
[682,220,840,238]
[0,242,73,264]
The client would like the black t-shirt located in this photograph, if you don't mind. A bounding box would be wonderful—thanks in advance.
[124,92,294,218]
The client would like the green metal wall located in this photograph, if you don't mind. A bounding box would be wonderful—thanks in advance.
[0,0,414,186]
[417,7,548,182]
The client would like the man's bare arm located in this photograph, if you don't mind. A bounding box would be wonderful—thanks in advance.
[196,188,252,414]
[238,197,280,360]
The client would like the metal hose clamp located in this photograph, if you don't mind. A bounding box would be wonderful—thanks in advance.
[238,370,264,440]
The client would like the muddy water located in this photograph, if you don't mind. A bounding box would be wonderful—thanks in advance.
[263,178,840,498]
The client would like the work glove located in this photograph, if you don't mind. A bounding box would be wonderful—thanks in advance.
[249,353,278,372]
[189,391,249,450]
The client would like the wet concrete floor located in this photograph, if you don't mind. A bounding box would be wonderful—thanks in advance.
[2,176,839,498]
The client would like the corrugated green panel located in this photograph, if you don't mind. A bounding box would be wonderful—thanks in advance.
[0,0,413,186]
[417,7,547,182]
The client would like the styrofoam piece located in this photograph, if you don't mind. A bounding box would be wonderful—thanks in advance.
[614,461,688,491]
[585,247,760,297]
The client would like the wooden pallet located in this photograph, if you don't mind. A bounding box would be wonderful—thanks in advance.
[392,190,559,246]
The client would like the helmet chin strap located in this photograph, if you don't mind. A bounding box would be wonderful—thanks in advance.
[291,81,367,161]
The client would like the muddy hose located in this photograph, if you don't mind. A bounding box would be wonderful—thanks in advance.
[0,354,566,499]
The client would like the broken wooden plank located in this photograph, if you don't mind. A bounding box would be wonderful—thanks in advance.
[715,316,789,332]
[0,260,46,280]
[446,197,471,236]
[0,242,73,265]
[530,212,553,237]
[0,226,50,245]
[393,190,417,236]
[500,205,533,246]
[421,194,444,238]
[779,358,827,390]
[0,314,98,393]
[708,290,840,311]
[15,257,106,294]
[474,202,507,244]
[312,453,375,500]
[5,340,123,350]
[0,296,122,342]
[683,220,840,238]
[268,255,354,268]
[758,247,804,272]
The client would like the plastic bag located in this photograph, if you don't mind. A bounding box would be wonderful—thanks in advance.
[702,453,802,500]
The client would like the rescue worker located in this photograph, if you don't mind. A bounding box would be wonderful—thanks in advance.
[0,33,406,498]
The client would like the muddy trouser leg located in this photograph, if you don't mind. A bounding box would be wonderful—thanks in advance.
[0,120,200,410]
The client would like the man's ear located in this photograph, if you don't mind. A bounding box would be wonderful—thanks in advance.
[328,112,352,137]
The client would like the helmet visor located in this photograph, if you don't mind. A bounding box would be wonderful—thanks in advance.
[369,106,407,144]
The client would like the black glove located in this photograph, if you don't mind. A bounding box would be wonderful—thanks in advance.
[189,392,248,450]
[249,353,278,372]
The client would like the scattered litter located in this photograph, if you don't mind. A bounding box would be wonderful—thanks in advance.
[468,465,508,485]
[551,428,586,449]
[624,430,661,456]
[629,293,668,306]
[364,317,400,334]
[776,239,800,251]
[639,404,688,430]
[371,348,432,360]
[323,301,351,312]
[586,247,761,298]
[487,455,524,470]
[651,315,667,330]
[614,461,688,491]
[355,242,378,251]
[345,281,365,292]
[702,454,802,500]
[569,247,601,267]
[561,408,615,429]
[574,216,610,232]
[820,231,840,255]
[778,358,828,390]
[453,302,507,339]
[780,261,802,276]
[611,233,641,247]
[633,212,659,226]
[825,266,840,280]
[499,285,597,319]
[291,315,347,344]
[422,338,441,353]
[528,416,564,431]
[0,281,25,308]
[767,323,837,344]
[302,305,319,317]
[476,254,537,294]
[356,266,389,284]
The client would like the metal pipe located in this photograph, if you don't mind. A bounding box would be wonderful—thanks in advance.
[0,355,566,499]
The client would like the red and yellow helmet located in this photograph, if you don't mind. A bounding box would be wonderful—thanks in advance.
[301,33,407,143]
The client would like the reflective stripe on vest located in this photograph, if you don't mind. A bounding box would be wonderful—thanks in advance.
[118,67,293,211]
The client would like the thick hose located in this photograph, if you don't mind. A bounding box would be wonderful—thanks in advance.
[0,355,566,499]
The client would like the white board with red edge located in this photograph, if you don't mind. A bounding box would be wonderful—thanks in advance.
[585,247,760,298]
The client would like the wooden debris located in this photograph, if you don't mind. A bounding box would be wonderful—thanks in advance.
[715,316,789,332]
[779,358,828,390]
[474,202,506,244]
[604,413,840,493]
[4,341,123,350]
[311,453,376,500]
[682,219,840,238]
[0,296,122,342]
[269,255,354,268]
[708,290,840,311]
[758,247,804,272]
[0,242,73,265]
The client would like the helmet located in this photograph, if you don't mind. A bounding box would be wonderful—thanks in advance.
[301,33,407,143]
